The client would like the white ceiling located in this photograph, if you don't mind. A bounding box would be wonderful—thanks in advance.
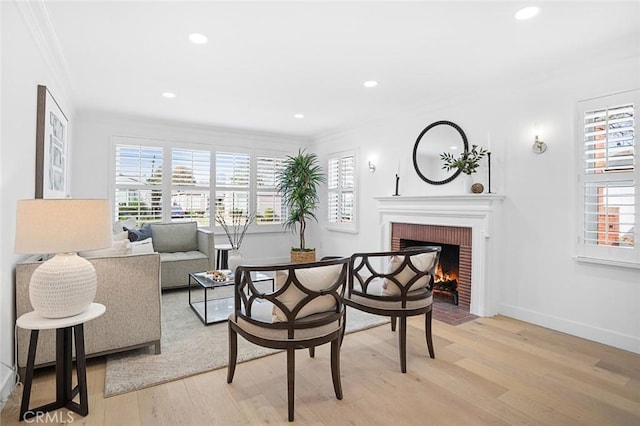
[42,1,639,138]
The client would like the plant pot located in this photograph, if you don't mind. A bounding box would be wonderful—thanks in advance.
[461,174,474,193]
[290,249,316,263]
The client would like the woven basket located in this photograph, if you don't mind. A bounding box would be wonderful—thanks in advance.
[290,249,316,264]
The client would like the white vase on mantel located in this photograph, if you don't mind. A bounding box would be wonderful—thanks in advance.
[228,249,243,274]
[461,173,474,194]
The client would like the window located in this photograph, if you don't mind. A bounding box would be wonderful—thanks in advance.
[327,150,357,232]
[171,148,212,227]
[113,137,288,232]
[214,151,250,225]
[577,90,639,265]
[256,155,286,224]
[114,144,164,224]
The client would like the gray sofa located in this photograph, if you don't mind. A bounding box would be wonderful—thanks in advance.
[150,222,215,290]
[15,253,162,370]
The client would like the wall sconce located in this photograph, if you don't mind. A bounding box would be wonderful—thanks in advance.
[532,135,547,154]
[368,161,376,173]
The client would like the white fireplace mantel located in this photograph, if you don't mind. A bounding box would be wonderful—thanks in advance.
[375,194,505,317]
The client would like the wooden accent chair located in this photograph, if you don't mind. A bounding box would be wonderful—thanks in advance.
[344,246,441,373]
[227,257,350,422]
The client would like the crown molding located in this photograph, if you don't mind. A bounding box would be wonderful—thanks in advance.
[16,0,74,100]
[77,109,312,146]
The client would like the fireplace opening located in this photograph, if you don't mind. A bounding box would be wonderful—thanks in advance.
[401,239,460,305]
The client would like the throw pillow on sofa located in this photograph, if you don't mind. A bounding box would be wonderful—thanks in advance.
[124,224,152,242]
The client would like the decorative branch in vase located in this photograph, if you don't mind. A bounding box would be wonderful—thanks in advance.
[215,206,255,272]
[440,144,487,193]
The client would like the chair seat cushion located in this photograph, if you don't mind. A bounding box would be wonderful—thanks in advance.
[159,250,208,263]
[229,300,342,342]
[347,278,432,310]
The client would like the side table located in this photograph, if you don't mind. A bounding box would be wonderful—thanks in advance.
[16,303,106,421]
[215,243,232,269]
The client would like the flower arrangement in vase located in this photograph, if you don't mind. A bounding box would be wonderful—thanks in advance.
[440,144,487,193]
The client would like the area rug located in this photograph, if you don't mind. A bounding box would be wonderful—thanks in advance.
[104,288,388,397]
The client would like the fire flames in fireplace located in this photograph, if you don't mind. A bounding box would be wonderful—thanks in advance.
[402,239,460,305]
[433,263,459,305]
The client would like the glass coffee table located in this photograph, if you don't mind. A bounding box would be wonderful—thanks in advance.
[188,270,274,325]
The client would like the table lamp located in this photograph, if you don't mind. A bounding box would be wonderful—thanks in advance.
[15,199,112,318]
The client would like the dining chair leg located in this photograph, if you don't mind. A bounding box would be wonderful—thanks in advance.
[339,309,347,347]
[391,316,397,332]
[330,338,343,400]
[287,348,295,422]
[425,309,435,359]
[227,323,238,383]
[399,316,407,373]
[309,346,315,358]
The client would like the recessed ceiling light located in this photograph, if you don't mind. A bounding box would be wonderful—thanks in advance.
[188,33,208,45]
[162,92,176,99]
[364,80,378,88]
[515,6,540,20]
[294,113,304,119]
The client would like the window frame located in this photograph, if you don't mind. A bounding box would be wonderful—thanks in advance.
[326,149,358,234]
[575,90,639,267]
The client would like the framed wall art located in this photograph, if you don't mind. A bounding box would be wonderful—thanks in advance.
[35,85,69,199]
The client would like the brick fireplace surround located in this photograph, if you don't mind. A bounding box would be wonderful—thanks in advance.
[375,195,504,317]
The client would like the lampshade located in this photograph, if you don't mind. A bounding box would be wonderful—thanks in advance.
[15,199,112,254]
[15,199,112,318]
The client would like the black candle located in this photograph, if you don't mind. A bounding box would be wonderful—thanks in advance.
[394,174,400,196]
[487,152,492,194]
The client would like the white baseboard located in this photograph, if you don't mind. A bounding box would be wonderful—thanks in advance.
[0,368,16,411]
[499,304,640,355]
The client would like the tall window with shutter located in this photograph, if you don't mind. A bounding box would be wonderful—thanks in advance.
[114,144,164,224]
[171,148,212,227]
[256,155,286,224]
[328,150,357,232]
[215,151,251,225]
[577,90,639,265]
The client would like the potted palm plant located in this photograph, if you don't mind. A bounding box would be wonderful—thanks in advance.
[276,148,325,263]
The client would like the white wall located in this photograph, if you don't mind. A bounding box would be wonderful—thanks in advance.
[0,2,75,400]
[72,113,312,264]
[313,55,640,353]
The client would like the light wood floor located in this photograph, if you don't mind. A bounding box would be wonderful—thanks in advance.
[2,315,639,425]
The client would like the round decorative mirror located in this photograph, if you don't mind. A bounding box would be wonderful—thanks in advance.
[412,120,469,185]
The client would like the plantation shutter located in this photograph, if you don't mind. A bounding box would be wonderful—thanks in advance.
[584,104,634,174]
[578,91,638,264]
[171,148,211,226]
[340,156,355,223]
[328,158,340,223]
[256,155,285,224]
[114,144,164,223]
[327,151,357,231]
[215,152,250,224]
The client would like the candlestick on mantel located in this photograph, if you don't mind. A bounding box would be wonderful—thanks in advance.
[487,152,493,194]
[393,174,400,196]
